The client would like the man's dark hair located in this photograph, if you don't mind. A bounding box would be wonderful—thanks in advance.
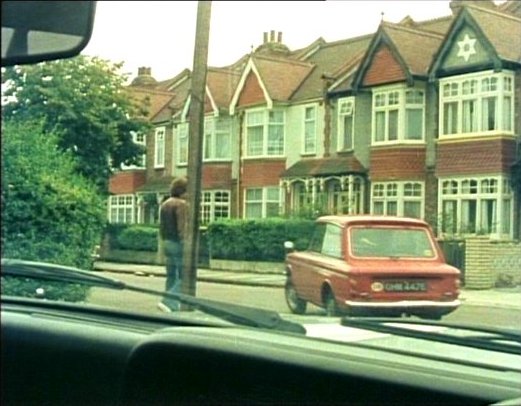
[170,177,187,197]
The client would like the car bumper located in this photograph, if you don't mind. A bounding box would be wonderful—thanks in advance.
[344,299,461,308]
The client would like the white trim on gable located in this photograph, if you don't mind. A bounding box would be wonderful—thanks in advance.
[206,85,219,117]
[229,57,273,115]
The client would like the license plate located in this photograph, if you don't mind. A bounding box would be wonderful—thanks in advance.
[382,280,427,292]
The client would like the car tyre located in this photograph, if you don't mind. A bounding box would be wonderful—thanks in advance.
[324,290,340,317]
[285,280,307,315]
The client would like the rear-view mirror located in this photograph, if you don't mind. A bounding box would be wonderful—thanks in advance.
[1,1,96,67]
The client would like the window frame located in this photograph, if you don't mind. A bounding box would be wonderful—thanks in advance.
[200,190,231,225]
[371,181,424,219]
[337,97,355,151]
[371,85,425,146]
[203,116,232,162]
[438,175,513,238]
[244,186,281,218]
[302,104,317,155]
[108,194,136,224]
[439,70,515,138]
[245,108,285,158]
[154,127,166,168]
[176,122,189,166]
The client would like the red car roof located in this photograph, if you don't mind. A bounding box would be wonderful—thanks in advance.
[317,215,429,227]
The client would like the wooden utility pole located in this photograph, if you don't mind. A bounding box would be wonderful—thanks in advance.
[182,1,212,303]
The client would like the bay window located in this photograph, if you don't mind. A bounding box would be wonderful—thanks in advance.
[204,116,231,161]
[371,181,424,218]
[246,109,285,157]
[439,176,513,237]
[440,71,514,137]
[372,86,424,144]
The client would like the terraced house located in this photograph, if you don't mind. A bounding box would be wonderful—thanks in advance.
[108,0,521,240]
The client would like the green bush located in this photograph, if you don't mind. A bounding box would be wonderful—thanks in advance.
[208,218,314,262]
[117,225,158,251]
[2,120,106,301]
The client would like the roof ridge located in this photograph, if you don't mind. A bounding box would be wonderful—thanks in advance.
[127,86,175,96]
[207,66,242,75]
[320,33,374,49]
[413,14,453,26]
[466,2,521,22]
[252,53,315,68]
[382,21,445,39]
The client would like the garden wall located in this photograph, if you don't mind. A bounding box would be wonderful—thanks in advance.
[464,237,521,289]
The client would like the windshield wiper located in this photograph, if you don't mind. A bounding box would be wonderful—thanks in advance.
[1,258,306,335]
[341,317,521,355]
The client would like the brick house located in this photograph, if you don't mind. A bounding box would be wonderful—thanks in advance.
[108,0,520,240]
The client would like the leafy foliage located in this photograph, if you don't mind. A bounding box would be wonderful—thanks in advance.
[207,218,315,262]
[2,120,106,301]
[117,225,159,251]
[1,55,150,193]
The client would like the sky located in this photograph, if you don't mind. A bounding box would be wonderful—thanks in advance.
[81,1,503,83]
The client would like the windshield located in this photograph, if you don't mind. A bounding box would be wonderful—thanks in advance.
[2,0,520,377]
[351,227,436,258]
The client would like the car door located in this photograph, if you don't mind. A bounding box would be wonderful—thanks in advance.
[290,222,327,303]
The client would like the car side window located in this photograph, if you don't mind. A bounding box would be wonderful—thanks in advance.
[308,223,326,253]
[321,224,342,258]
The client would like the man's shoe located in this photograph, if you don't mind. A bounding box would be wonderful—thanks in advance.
[157,302,172,313]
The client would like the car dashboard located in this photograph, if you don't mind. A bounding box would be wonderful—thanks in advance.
[2,298,520,406]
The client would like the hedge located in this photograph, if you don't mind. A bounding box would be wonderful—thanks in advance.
[104,219,314,263]
[207,218,314,262]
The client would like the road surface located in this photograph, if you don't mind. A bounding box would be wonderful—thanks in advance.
[87,272,520,331]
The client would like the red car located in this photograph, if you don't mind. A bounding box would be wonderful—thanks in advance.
[284,215,461,319]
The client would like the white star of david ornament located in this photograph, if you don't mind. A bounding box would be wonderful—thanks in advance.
[457,34,477,62]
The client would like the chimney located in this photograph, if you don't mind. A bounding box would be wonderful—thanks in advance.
[131,66,157,87]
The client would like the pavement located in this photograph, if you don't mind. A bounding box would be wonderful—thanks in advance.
[92,261,521,311]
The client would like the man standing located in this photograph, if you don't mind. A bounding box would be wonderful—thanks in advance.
[157,177,188,312]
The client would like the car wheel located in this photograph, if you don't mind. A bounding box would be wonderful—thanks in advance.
[324,290,339,317]
[285,280,307,315]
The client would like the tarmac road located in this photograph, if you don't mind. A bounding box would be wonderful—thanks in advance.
[88,271,521,331]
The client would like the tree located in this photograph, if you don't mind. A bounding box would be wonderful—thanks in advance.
[1,56,150,193]
[1,120,106,270]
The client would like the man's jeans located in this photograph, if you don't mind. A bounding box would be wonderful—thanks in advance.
[162,239,183,310]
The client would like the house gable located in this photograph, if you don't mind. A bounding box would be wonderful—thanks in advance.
[363,43,408,87]
[429,8,502,79]
[352,27,411,90]
[230,59,271,114]
[237,71,268,108]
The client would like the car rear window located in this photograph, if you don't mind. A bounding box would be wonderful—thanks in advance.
[350,227,435,258]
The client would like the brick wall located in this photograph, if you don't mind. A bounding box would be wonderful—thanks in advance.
[201,163,232,189]
[242,159,286,187]
[436,138,517,177]
[465,237,521,289]
[109,171,146,194]
[370,147,426,180]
